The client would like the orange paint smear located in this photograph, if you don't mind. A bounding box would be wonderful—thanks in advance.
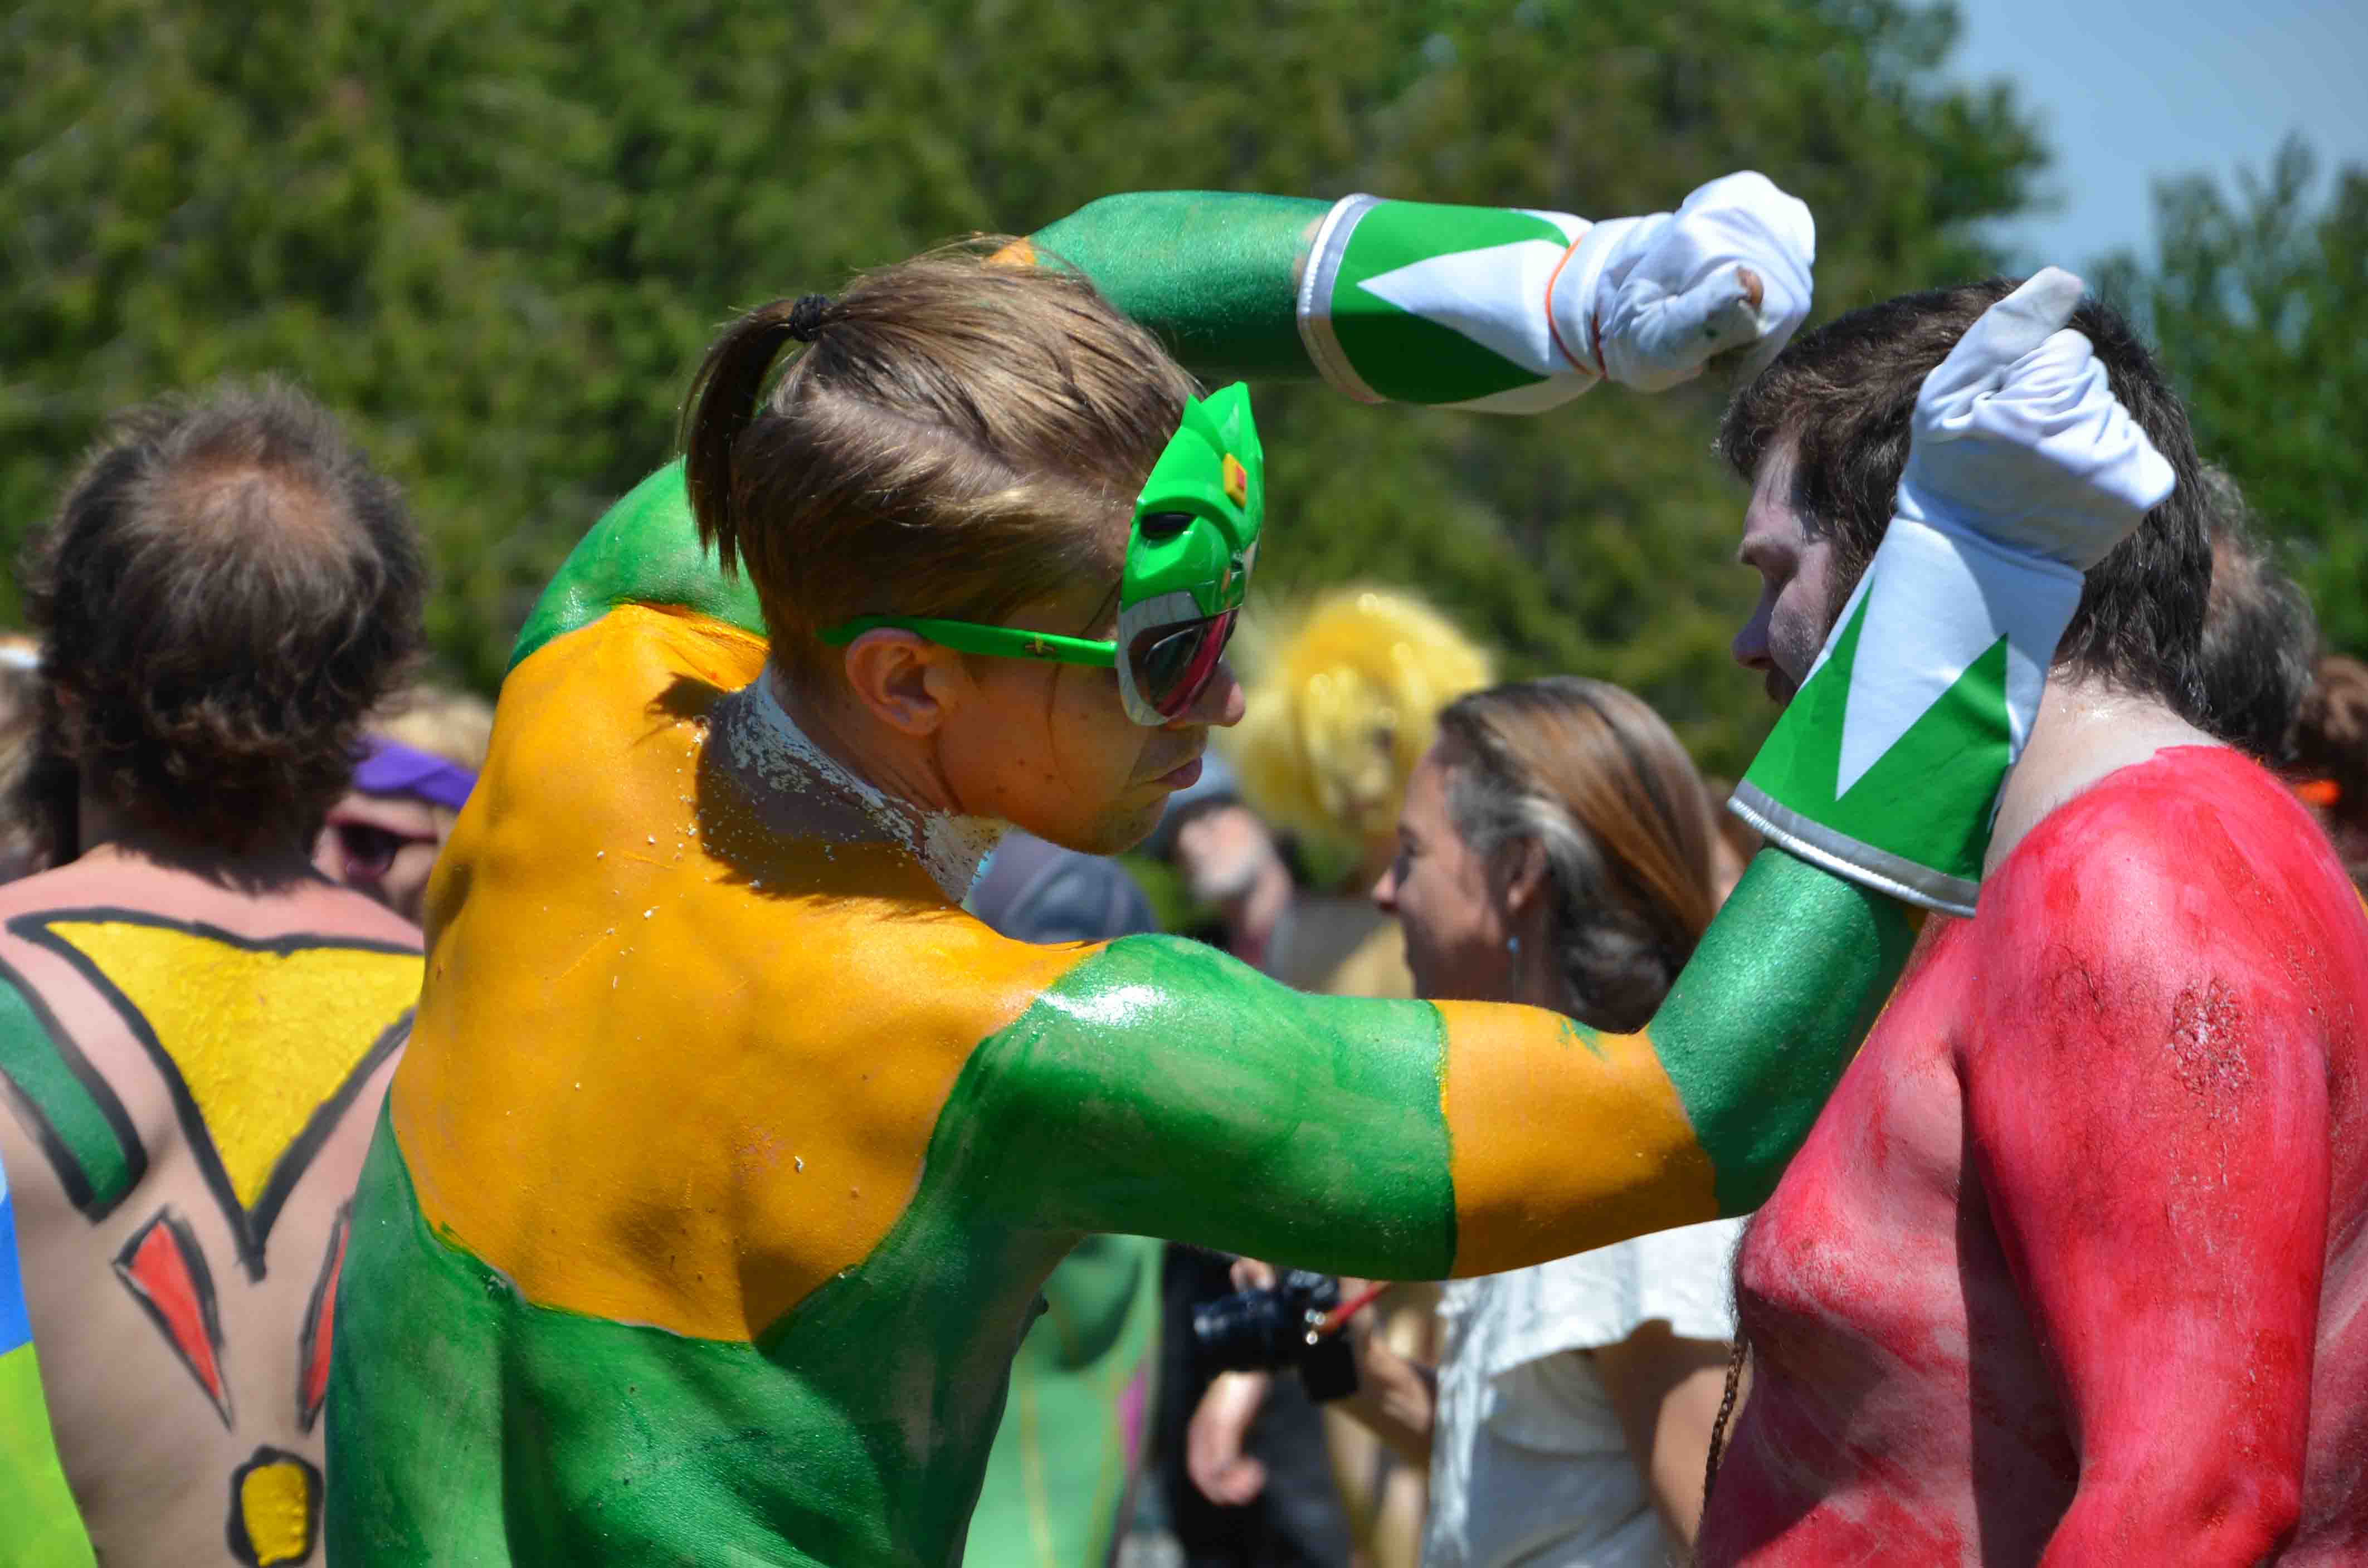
[1438,1002,1719,1276]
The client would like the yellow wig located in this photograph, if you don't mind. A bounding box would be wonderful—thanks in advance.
[1227,587,1496,852]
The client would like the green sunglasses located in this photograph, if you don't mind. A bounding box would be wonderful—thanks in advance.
[820,383,1264,726]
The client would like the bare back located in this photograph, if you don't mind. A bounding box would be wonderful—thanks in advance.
[0,849,420,1568]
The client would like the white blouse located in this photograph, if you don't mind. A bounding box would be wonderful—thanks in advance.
[1424,1218,1747,1568]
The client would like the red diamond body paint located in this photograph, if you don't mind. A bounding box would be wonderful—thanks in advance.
[114,1208,231,1426]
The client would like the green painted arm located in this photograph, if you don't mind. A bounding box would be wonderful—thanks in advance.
[955,933,1462,1282]
[1648,847,1917,1214]
[506,189,1635,668]
[1026,192,1329,385]
[953,851,1911,1279]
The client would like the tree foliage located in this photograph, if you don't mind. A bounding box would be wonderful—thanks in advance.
[1,0,2046,771]
[2096,137,2368,661]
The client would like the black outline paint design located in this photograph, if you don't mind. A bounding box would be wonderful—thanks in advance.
[0,951,147,1219]
[113,1205,233,1429]
[294,1203,349,1434]
[226,1444,323,1567]
[10,908,417,1281]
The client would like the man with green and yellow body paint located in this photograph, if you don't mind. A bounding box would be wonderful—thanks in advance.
[327,177,2142,1565]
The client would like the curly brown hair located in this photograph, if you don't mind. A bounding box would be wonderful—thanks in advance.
[23,382,426,854]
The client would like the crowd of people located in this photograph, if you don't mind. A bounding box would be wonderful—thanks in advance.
[0,164,2363,1568]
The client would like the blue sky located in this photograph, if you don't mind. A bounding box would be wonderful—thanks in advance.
[1948,0,2368,271]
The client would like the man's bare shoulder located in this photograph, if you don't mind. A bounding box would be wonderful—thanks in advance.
[1993,744,2342,910]
[1974,743,2368,1026]
[0,857,422,954]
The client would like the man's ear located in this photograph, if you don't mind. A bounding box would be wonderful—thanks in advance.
[836,631,971,738]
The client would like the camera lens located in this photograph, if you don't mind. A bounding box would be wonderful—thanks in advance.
[1189,1271,1344,1374]
[1190,1288,1295,1372]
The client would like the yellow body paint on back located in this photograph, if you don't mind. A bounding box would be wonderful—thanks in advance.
[1438,1002,1718,1276]
[10,911,419,1279]
[32,920,420,1216]
[391,605,1090,1342]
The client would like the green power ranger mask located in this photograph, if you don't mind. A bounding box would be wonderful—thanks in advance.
[821,382,1264,727]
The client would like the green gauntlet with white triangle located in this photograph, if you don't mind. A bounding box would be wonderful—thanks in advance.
[1298,196,1600,411]
[1025,175,1813,409]
[1302,172,1814,409]
[1729,518,2082,916]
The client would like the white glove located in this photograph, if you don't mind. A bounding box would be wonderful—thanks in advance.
[1896,268,2176,569]
[1550,171,1816,393]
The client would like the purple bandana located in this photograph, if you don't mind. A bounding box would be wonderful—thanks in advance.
[352,737,477,813]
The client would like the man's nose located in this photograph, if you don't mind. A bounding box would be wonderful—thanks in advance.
[1172,661,1246,729]
[1371,864,1399,914]
[1733,599,1775,672]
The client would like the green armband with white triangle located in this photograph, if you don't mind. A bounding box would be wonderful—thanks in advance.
[1729,516,2083,917]
[1297,194,1601,413]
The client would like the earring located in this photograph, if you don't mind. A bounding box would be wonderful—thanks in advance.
[1506,935,1521,956]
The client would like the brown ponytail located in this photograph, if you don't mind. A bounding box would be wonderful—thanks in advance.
[681,298,811,580]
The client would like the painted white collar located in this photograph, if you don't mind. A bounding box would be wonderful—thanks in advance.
[723,675,1005,904]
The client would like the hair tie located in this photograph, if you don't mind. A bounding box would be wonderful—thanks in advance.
[786,294,832,343]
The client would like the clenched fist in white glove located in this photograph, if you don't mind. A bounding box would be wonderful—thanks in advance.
[1896,267,2176,570]
[1550,171,1816,393]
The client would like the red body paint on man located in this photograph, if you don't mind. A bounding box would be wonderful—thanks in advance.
[1707,748,2366,1562]
[1709,281,2368,1561]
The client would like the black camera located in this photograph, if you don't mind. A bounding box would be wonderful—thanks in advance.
[1191,1268,1358,1401]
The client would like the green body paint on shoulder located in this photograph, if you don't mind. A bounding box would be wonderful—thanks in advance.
[507,460,763,671]
[0,969,143,1218]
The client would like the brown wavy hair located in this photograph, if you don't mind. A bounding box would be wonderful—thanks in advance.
[23,381,425,853]
[1719,280,2215,722]
[1436,677,1720,1033]
[681,242,1200,671]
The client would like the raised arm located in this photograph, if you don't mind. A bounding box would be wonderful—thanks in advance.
[508,174,1809,667]
[1021,173,1814,409]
